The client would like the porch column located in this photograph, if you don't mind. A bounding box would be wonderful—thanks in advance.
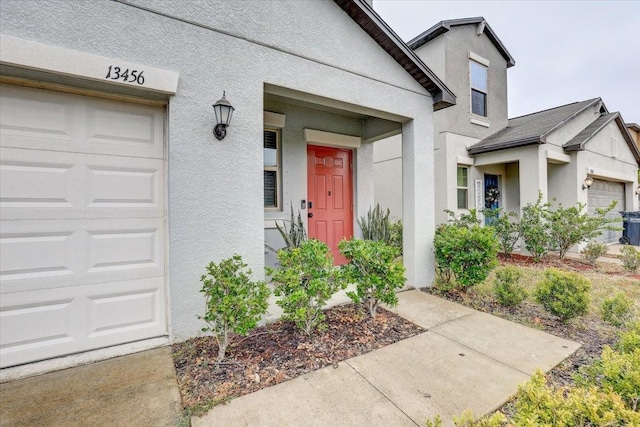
[402,117,434,288]
[519,148,548,209]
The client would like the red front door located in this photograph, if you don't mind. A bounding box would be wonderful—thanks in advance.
[307,145,353,264]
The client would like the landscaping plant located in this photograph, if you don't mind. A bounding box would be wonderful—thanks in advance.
[358,203,392,243]
[601,292,635,327]
[493,266,527,307]
[434,223,499,291]
[485,208,520,257]
[545,200,618,259]
[580,240,609,265]
[199,255,270,362]
[275,204,307,250]
[267,239,343,335]
[534,268,591,322]
[389,219,403,254]
[339,239,406,318]
[619,244,640,273]
[444,208,481,228]
[519,192,550,262]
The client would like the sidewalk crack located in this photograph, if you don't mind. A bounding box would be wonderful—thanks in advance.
[345,360,421,427]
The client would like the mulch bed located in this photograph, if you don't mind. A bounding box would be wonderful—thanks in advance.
[501,253,640,279]
[172,304,424,415]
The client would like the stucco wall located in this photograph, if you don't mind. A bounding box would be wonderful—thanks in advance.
[0,0,436,341]
[373,135,403,221]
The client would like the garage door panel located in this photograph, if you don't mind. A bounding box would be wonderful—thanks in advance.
[0,84,164,159]
[0,219,164,294]
[587,179,625,244]
[0,147,163,220]
[0,277,166,368]
[0,85,77,142]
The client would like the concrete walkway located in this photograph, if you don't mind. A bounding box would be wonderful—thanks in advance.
[0,347,183,427]
[194,290,580,426]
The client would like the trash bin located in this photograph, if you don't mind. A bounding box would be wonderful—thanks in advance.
[619,211,640,246]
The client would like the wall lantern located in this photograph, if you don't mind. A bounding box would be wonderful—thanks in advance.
[582,176,593,190]
[212,92,235,140]
[635,185,640,195]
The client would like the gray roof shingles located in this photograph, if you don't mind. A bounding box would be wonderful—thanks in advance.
[564,113,617,151]
[468,99,600,154]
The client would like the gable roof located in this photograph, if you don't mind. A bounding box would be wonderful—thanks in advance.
[407,17,515,68]
[627,123,640,133]
[468,98,602,154]
[333,0,456,111]
[565,112,640,164]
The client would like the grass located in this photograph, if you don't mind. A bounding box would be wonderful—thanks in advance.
[472,261,639,318]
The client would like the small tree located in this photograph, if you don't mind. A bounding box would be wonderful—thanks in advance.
[520,192,550,262]
[339,239,406,318]
[434,224,499,291]
[545,200,618,259]
[485,208,520,257]
[199,255,270,362]
[267,240,343,335]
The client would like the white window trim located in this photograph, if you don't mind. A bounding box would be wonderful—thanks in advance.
[264,128,281,211]
[469,54,489,119]
[457,165,470,210]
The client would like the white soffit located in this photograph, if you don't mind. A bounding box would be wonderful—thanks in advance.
[264,111,286,129]
[456,155,475,166]
[545,149,571,164]
[304,129,361,149]
[0,34,179,95]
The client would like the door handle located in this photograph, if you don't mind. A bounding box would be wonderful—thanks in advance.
[308,213,314,218]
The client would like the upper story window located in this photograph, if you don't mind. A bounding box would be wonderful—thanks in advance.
[470,60,488,117]
[264,129,280,209]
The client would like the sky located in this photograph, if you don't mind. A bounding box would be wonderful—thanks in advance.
[374,0,640,122]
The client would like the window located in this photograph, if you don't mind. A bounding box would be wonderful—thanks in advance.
[470,60,488,117]
[457,166,468,209]
[263,129,280,209]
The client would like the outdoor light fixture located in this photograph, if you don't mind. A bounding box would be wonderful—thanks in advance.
[636,185,640,195]
[582,176,593,190]
[212,91,235,140]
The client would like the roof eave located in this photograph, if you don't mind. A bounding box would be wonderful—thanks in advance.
[408,17,515,67]
[333,0,456,111]
[468,137,541,155]
[540,98,602,143]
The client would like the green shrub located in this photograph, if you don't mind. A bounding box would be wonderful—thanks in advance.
[545,200,618,259]
[534,268,591,322]
[444,209,482,228]
[578,346,640,411]
[267,240,343,335]
[434,224,499,291]
[580,240,609,265]
[519,192,550,262]
[601,293,635,327]
[389,220,403,253]
[493,266,527,307]
[620,244,640,273]
[199,255,270,362]
[425,411,505,427]
[485,208,520,256]
[616,321,640,354]
[338,239,406,318]
[513,369,640,426]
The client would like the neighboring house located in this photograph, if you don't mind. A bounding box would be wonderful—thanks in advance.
[374,17,640,245]
[0,0,455,375]
[627,123,640,149]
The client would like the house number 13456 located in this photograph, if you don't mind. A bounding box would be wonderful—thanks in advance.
[105,66,145,85]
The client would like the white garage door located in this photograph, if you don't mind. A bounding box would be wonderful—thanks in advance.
[587,178,625,244]
[0,84,167,368]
